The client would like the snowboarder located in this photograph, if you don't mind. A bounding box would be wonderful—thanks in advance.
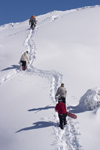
[29,15,37,30]
[55,83,67,104]
[55,99,67,129]
[20,51,30,71]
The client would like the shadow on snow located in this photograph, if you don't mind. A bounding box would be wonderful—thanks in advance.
[1,65,19,71]
[68,104,88,114]
[16,121,56,133]
[28,105,54,113]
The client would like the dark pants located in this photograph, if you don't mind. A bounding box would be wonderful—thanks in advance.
[59,97,66,104]
[59,113,67,129]
[31,23,36,30]
[20,61,26,70]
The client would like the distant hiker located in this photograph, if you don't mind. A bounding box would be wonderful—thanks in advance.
[55,99,67,129]
[55,83,67,104]
[29,15,37,30]
[20,51,29,70]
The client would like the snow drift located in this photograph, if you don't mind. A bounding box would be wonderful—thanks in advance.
[79,87,100,110]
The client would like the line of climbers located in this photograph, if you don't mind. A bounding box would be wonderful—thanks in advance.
[19,15,68,130]
[19,15,37,70]
[19,53,68,130]
[55,83,67,129]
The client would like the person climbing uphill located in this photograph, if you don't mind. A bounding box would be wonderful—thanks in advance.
[55,83,67,104]
[55,99,67,129]
[29,15,37,30]
[20,51,29,71]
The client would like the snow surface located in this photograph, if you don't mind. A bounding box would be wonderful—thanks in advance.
[0,5,100,150]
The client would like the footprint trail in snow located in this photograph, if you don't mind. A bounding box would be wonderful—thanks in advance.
[24,16,84,150]
[0,15,84,150]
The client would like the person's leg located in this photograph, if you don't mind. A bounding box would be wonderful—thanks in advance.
[59,114,64,129]
[31,23,33,29]
[34,22,36,28]
[23,61,26,70]
[31,23,35,30]
[21,61,26,70]
[63,113,67,125]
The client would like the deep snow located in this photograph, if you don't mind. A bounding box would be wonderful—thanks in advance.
[0,5,100,150]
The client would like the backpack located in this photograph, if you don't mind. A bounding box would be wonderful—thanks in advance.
[31,15,36,22]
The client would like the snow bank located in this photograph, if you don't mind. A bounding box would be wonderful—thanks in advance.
[79,87,100,110]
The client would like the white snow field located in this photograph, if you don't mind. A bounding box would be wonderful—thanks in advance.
[0,5,100,150]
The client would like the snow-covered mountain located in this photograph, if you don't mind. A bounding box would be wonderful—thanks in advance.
[0,5,100,150]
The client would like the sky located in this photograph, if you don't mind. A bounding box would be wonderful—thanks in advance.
[0,0,100,26]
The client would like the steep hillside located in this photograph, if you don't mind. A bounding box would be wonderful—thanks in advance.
[0,6,100,150]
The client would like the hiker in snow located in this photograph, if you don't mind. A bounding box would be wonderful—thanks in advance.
[20,51,29,70]
[29,15,37,30]
[55,99,67,129]
[55,83,67,104]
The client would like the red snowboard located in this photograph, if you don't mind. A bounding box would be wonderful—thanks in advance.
[67,112,77,119]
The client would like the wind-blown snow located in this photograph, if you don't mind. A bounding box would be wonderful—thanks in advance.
[0,5,100,150]
[79,87,100,110]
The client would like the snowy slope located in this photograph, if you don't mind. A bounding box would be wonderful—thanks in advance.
[0,5,100,150]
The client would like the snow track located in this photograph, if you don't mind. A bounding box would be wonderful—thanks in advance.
[0,69,19,86]
[52,107,83,150]
[0,15,83,150]
[23,17,83,150]
[24,29,36,67]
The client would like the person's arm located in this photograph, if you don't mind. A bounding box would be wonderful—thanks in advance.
[26,54,29,63]
[55,87,60,98]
